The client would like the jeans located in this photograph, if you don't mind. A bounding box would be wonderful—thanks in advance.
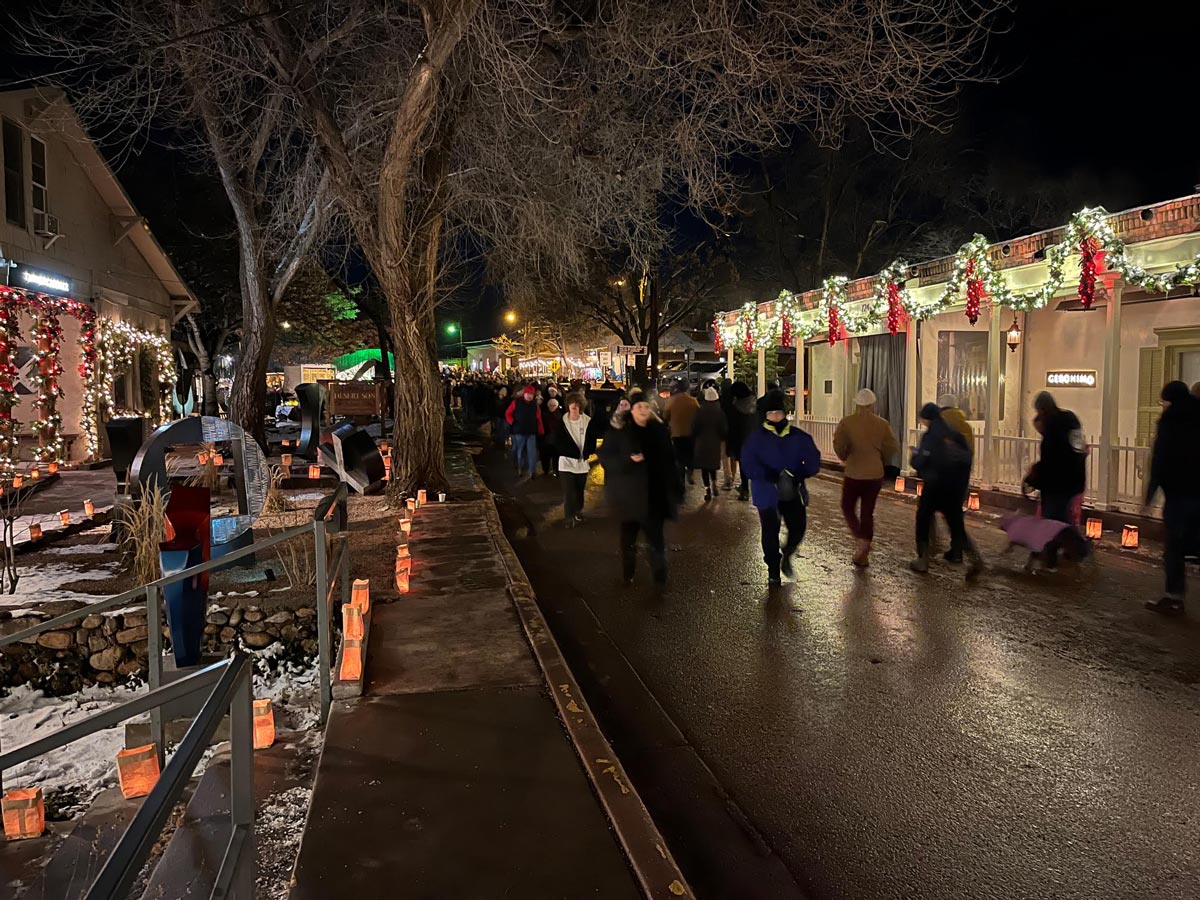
[916,488,973,558]
[841,477,883,541]
[620,517,667,581]
[757,499,807,576]
[1040,492,1079,568]
[512,433,538,475]
[1163,493,1200,598]
[562,472,587,519]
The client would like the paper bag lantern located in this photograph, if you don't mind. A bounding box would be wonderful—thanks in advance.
[253,699,275,749]
[213,453,224,467]
[1086,518,1102,540]
[47,461,59,475]
[197,451,210,465]
[416,489,427,506]
[29,467,40,481]
[438,492,447,503]
[406,498,417,512]
[352,578,370,615]
[28,523,42,541]
[3,788,44,840]
[396,544,410,561]
[116,744,160,799]
[395,560,410,594]
[383,457,391,481]
[59,510,70,526]
[915,481,924,497]
[84,498,95,517]
[967,493,980,511]
[340,639,362,680]
[281,453,293,468]
[894,476,905,492]
[343,603,364,641]
[308,464,321,480]
[1121,524,1139,549]
[12,474,22,488]
[400,520,411,536]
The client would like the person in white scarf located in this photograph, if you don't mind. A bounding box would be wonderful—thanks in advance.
[553,393,600,525]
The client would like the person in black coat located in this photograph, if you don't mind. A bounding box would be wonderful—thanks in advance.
[1026,391,1088,570]
[726,381,758,500]
[910,403,982,577]
[598,398,681,584]
[1145,381,1200,615]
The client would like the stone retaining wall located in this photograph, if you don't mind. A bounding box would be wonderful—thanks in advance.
[0,604,318,695]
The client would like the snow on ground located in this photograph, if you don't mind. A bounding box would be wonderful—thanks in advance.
[0,561,120,608]
[0,682,146,817]
[255,786,313,900]
[0,653,321,819]
[42,543,118,556]
[284,492,326,502]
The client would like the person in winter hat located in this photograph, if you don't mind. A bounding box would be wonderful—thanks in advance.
[726,381,758,500]
[691,386,728,501]
[935,393,975,563]
[910,403,982,577]
[505,384,543,481]
[599,397,681,585]
[833,388,899,567]
[740,390,822,584]
[1025,391,1087,572]
[1145,381,1200,614]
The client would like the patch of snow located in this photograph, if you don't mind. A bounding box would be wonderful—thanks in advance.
[252,648,320,732]
[284,492,326,502]
[255,786,312,900]
[0,561,119,608]
[43,543,118,556]
[0,682,148,817]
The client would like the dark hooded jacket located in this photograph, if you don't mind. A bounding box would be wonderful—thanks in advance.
[910,404,972,493]
[599,413,682,521]
[1147,381,1200,501]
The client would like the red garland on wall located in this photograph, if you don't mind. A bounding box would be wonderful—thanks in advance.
[780,314,793,349]
[886,281,904,335]
[964,259,984,326]
[827,305,840,346]
[713,319,724,354]
[743,318,754,353]
[1078,237,1098,310]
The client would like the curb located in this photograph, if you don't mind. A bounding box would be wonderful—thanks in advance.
[479,482,693,900]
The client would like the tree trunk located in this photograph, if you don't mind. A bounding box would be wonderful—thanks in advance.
[227,285,273,449]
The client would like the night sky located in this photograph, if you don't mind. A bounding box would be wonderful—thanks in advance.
[1,2,1197,341]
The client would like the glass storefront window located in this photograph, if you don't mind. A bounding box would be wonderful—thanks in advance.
[936,331,1004,421]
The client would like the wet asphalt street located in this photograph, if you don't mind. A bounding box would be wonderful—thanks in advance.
[477,441,1200,900]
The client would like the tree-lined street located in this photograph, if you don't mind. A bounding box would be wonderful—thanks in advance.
[482,446,1200,900]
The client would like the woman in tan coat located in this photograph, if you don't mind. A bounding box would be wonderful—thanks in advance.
[833,389,899,566]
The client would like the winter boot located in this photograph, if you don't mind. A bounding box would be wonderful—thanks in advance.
[965,549,985,580]
[909,543,930,574]
[852,540,871,568]
[704,487,713,502]
[1145,594,1184,616]
[781,545,798,578]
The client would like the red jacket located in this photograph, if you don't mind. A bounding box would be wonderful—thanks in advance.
[505,397,544,435]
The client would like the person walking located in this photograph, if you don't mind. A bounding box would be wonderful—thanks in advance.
[1024,391,1087,572]
[937,393,975,562]
[664,381,701,487]
[909,403,983,577]
[599,398,681,585]
[540,397,564,476]
[493,385,511,449]
[833,388,899,567]
[755,380,783,425]
[505,384,543,482]
[554,393,599,526]
[691,386,728,501]
[726,381,758,500]
[740,390,821,584]
[719,380,738,489]
[1145,381,1200,615]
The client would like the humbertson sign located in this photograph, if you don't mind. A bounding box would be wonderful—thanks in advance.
[1046,370,1098,388]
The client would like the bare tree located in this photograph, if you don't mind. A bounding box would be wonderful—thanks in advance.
[19,2,335,446]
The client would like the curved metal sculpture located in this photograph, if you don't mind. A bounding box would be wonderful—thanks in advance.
[295,382,325,461]
[128,416,270,547]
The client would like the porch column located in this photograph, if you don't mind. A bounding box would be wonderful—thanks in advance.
[1097,278,1123,509]
[982,305,1003,487]
[841,338,854,417]
[726,346,734,380]
[904,321,918,471]
[757,346,766,396]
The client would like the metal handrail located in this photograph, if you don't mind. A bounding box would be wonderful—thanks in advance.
[0,655,256,899]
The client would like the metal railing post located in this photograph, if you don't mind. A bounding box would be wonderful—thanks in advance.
[228,668,254,899]
[314,519,331,724]
[146,584,165,769]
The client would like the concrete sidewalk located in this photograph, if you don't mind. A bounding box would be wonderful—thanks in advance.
[288,448,671,899]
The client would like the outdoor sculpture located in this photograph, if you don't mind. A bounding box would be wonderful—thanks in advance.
[106,416,147,493]
[295,382,325,461]
[158,484,211,667]
[318,422,386,494]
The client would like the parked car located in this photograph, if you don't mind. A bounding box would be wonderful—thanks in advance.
[656,360,726,394]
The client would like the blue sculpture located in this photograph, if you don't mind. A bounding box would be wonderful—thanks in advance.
[158,485,211,667]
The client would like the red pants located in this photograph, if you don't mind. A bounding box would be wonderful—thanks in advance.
[841,477,883,541]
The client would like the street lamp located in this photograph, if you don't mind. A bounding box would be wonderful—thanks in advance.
[445,322,465,366]
[280,320,292,331]
[504,310,517,326]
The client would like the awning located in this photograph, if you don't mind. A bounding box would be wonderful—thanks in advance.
[333,348,394,371]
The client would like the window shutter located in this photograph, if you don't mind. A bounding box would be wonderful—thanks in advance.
[1136,347,1164,446]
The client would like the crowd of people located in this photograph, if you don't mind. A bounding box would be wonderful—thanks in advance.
[450,367,1199,613]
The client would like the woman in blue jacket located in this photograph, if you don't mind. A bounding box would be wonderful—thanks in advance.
[740,391,822,584]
